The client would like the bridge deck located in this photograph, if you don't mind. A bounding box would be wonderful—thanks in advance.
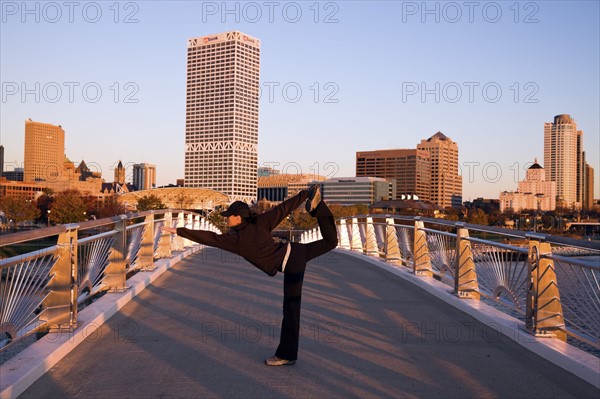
[20,249,598,398]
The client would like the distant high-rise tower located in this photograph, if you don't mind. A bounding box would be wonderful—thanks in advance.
[544,114,584,209]
[0,144,4,177]
[114,160,125,185]
[24,120,65,183]
[133,163,156,190]
[356,149,430,201]
[584,163,595,211]
[184,31,261,203]
[577,133,584,207]
[417,132,462,208]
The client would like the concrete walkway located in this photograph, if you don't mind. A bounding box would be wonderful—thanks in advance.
[19,248,599,398]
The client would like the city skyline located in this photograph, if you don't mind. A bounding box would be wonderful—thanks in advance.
[1,1,599,200]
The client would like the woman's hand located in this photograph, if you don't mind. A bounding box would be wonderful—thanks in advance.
[161,226,177,234]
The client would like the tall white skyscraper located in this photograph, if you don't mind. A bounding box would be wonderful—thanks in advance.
[184,31,260,203]
[543,114,584,209]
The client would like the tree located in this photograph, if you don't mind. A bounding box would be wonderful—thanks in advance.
[0,196,40,229]
[327,204,371,219]
[441,207,461,221]
[174,193,193,209]
[136,194,166,211]
[97,197,127,218]
[35,193,54,224]
[466,208,489,226]
[207,211,226,230]
[81,194,99,218]
[50,189,87,224]
[290,209,317,230]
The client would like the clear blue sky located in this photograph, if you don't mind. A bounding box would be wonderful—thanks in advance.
[1,1,599,200]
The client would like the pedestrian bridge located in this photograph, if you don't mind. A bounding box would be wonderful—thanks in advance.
[1,211,599,398]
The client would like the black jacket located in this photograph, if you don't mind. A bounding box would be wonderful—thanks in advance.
[177,190,309,276]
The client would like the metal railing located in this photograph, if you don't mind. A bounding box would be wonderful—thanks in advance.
[301,215,600,348]
[0,210,220,350]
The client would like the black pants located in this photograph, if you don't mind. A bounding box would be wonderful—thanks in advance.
[275,202,338,361]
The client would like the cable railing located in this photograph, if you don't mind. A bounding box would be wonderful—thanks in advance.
[3,210,596,353]
[0,210,220,350]
[302,215,600,349]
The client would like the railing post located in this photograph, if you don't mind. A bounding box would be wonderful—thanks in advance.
[140,213,155,271]
[172,212,184,251]
[105,215,127,291]
[365,217,379,257]
[157,211,172,259]
[42,225,79,332]
[181,212,194,247]
[413,220,432,276]
[338,219,350,249]
[385,218,402,264]
[526,240,567,341]
[454,227,479,299]
[350,218,362,252]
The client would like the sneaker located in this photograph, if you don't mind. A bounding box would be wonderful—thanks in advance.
[306,185,321,213]
[265,356,296,366]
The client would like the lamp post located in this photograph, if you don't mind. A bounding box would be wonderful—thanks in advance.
[47,210,51,227]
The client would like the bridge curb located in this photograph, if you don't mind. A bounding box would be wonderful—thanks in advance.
[337,249,600,389]
[0,245,204,399]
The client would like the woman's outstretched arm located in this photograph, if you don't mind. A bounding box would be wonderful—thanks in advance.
[161,226,239,253]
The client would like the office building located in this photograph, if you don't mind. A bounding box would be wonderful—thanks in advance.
[76,160,101,181]
[2,167,24,181]
[417,132,462,208]
[8,120,102,195]
[356,149,430,201]
[185,31,260,203]
[133,163,156,191]
[499,160,556,212]
[0,177,44,201]
[258,167,280,177]
[322,177,395,206]
[257,173,325,202]
[577,133,585,207]
[543,114,584,209]
[23,119,65,183]
[584,163,595,211]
